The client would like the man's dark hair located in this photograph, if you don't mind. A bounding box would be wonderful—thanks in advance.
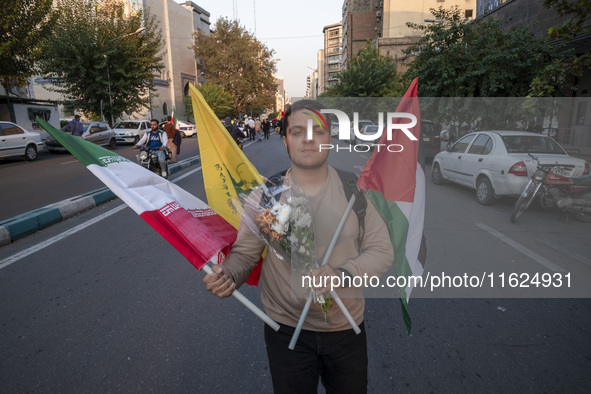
[167,116,172,121]
[281,99,330,137]
[150,119,159,124]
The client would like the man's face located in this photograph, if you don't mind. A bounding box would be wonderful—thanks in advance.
[151,121,158,131]
[283,109,331,170]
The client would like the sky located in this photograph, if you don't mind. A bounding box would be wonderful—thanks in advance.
[177,0,344,98]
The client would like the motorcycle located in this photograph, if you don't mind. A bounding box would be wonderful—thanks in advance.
[136,146,170,179]
[510,154,591,223]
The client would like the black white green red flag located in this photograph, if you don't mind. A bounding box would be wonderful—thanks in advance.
[357,78,427,334]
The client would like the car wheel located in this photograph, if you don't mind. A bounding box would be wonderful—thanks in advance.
[180,131,186,138]
[108,138,117,150]
[475,177,494,206]
[24,144,38,161]
[431,163,445,185]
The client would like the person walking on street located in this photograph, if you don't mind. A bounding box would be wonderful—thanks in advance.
[65,114,84,137]
[255,117,262,142]
[164,116,178,163]
[203,100,394,394]
[262,118,271,139]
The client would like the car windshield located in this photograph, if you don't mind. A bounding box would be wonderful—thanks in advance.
[501,135,566,155]
[363,126,380,135]
[358,121,373,128]
[114,122,140,129]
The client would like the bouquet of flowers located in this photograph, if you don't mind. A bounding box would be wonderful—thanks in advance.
[242,178,333,317]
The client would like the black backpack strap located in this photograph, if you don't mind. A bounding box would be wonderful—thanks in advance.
[334,168,367,251]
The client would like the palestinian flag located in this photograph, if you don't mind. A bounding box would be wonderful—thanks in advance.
[36,118,236,270]
[357,78,427,334]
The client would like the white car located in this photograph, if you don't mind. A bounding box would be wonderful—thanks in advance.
[113,120,150,144]
[0,121,45,161]
[177,120,196,137]
[431,130,590,205]
[45,122,117,152]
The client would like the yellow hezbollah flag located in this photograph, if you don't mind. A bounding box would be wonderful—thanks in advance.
[188,83,264,229]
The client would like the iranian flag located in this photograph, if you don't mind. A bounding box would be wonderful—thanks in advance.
[36,118,280,330]
[35,118,235,270]
[357,78,427,334]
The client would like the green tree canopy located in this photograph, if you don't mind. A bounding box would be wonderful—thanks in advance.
[530,0,591,96]
[192,18,277,115]
[0,0,56,90]
[184,83,235,120]
[38,0,165,125]
[404,6,557,98]
[323,41,405,97]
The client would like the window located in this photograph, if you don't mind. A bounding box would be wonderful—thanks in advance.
[327,47,339,54]
[328,64,340,71]
[468,134,493,155]
[576,102,587,125]
[163,102,168,116]
[450,134,476,153]
[465,9,473,19]
[1,123,24,136]
[328,38,339,46]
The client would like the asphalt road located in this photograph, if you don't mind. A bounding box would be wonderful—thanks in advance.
[0,134,590,393]
[0,136,201,221]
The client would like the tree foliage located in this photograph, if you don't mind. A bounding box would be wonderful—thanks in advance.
[38,0,165,124]
[184,83,234,120]
[530,0,591,96]
[404,6,557,97]
[0,0,56,90]
[323,41,406,97]
[192,18,277,115]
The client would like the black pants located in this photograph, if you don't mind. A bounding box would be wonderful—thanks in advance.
[264,129,270,139]
[264,322,367,394]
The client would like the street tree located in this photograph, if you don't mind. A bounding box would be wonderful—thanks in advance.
[185,83,235,120]
[530,0,591,96]
[323,41,406,97]
[404,6,558,128]
[0,0,56,90]
[38,0,165,125]
[192,18,277,115]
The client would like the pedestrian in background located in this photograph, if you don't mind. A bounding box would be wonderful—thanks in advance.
[164,116,178,163]
[65,114,84,137]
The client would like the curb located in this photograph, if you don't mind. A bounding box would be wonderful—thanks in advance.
[0,155,200,247]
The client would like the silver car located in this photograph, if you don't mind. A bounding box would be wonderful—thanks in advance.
[45,122,117,152]
[0,121,44,161]
[431,131,590,205]
[114,120,150,144]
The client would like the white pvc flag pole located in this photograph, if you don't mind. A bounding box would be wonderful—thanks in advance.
[203,264,280,331]
[289,194,360,350]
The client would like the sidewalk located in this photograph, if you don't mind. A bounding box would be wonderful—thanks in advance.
[0,156,200,247]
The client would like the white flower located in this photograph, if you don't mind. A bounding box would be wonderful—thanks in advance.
[271,203,291,226]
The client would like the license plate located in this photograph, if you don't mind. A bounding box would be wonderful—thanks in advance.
[423,137,431,142]
[553,168,569,176]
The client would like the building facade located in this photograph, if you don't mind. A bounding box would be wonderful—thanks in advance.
[323,23,343,89]
[29,0,210,123]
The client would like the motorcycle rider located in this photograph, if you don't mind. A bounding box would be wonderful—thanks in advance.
[134,119,169,177]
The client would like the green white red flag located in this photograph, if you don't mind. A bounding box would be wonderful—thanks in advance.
[171,107,178,130]
[36,118,236,270]
[357,78,427,334]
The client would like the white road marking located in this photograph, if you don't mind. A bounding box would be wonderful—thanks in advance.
[61,160,80,165]
[0,164,204,270]
[543,240,591,268]
[475,223,565,272]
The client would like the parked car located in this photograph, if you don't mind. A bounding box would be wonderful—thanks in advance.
[330,122,340,137]
[45,121,117,152]
[113,120,150,144]
[348,120,374,143]
[421,120,443,161]
[0,121,44,161]
[158,120,197,137]
[431,130,590,205]
[353,124,382,148]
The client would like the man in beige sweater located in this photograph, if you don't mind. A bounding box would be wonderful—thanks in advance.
[204,100,394,394]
